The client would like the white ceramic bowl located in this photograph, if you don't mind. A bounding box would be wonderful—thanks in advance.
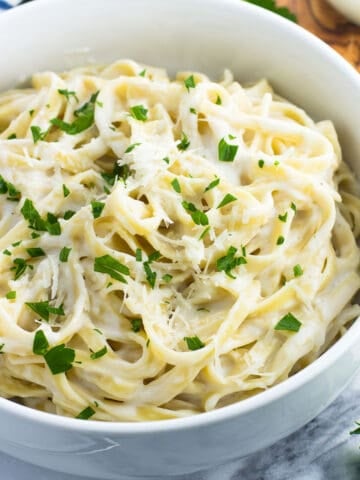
[328,0,360,26]
[1,1,360,478]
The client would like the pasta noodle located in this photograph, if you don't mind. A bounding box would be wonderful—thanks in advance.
[0,59,358,421]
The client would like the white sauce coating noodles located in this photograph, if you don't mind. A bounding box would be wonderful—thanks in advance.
[0,60,359,421]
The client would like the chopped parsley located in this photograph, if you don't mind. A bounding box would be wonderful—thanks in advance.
[182,201,209,226]
[20,199,61,235]
[171,178,181,193]
[258,159,265,168]
[125,142,141,153]
[101,162,132,187]
[162,157,170,165]
[130,105,148,121]
[62,184,70,197]
[11,258,33,280]
[25,300,65,322]
[293,264,303,277]
[143,262,156,289]
[76,406,96,420]
[44,344,75,375]
[162,274,173,283]
[139,69,146,77]
[215,95,222,105]
[51,91,99,135]
[177,132,190,151]
[350,422,360,435]
[218,137,238,162]
[0,175,21,201]
[31,232,41,239]
[5,291,16,300]
[184,75,196,92]
[277,236,285,245]
[26,247,45,258]
[291,202,297,212]
[147,251,161,263]
[204,177,220,192]
[199,225,211,240]
[217,193,237,209]
[3,249,11,256]
[12,241,22,247]
[184,336,205,350]
[7,133,17,140]
[94,255,130,283]
[135,248,142,262]
[90,346,108,360]
[274,312,302,332]
[216,246,247,279]
[58,89,79,102]
[59,246,72,262]
[63,210,76,220]
[243,0,297,22]
[278,212,288,223]
[130,318,143,333]
[33,330,49,356]
[190,107,197,115]
[31,126,48,144]
[91,201,105,219]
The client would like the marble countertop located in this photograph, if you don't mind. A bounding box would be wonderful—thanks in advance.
[1,372,359,480]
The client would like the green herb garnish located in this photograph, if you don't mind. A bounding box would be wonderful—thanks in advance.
[44,344,75,375]
[216,95,222,105]
[135,248,142,262]
[62,184,70,198]
[76,406,96,420]
[50,91,99,135]
[31,126,48,144]
[190,107,197,114]
[143,262,156,289]
[125,142,141,153]
[90,346,107,360]
[184,75,196,92]
[258,159,265,168]
[91,201,105,219]
[274,312,302,332]
[162,274,173,283]
[7,133,17,140]
[59,247,72,263]
[171,178,181,193]
[130,318,143,333]
[3,249,11,256]
[58,89,79,102]
[199,225,211,240]
[350,422,360,435]
[293,264,303,277]
[162,157,170,165]
[218,137,238,162]
[177,132,190,151]
[277,236,285,245]
[33,330,49,355]
[26,301,65,322]
[94,255,130,283]
[217,193,237,209]
[184,336,205,350]
[11,258,33,280]
[291,202,297,212]
[63,210,76,220]
[243,0,297,22]
[182,201,209,226]
[26,248,45,258]
[278,212,288,223]
[5,291,16,300]
[204,178,220,192]
[130,105,148,121]
[216,246,247,278]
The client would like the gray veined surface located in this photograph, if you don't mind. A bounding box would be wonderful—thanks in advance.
[0,372,359,480]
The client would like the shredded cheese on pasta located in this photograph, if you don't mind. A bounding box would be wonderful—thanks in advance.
[0,59,358,421]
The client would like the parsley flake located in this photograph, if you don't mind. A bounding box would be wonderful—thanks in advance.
[58,89,79,102]
[216,246,247,279]
[162,274,173,283]
[184,336,205,350]
[130,105,148,121]
[94,255,130,283]
[130,318,143,333]
[143,262,156,289]
[7,133,17,140]
[26,247,45,258]
[217,193,237,209]
[184,75,196,92]
[277,236,285,245]
[33,330,49,356]
[31,126,48,144]
[204,178,220,192]
[44,344,75,375]
[11,258,33,280]
[190,107,197,114]
[63,210,76,220]
[243,0,297,22]
[278,212,288,223]
[177,132,190,151]
[258,159,265,168]
[350,422,360,435]
[293,264,303,277]
[216,95,222,105]
[90,346,108,360]
[51,91,99,135]
[125,142,141,153]
[274,312,302,332]
[291,202,297,212]
[5,291,16,300]
[182,201,209,226]
[135,248,142,262]
[199,225,211,240]
[59,246,72,262]
[171,178,181,193]
[26,301,65,322]
[91,201,105,219]
[76,406,96,420]
[218,137,238,162]
[139,69,146,77]
[62,184,70,198]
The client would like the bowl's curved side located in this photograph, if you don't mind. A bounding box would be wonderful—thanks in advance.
[0,0,359,477]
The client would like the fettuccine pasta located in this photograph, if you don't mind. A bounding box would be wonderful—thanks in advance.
[0,59,358,421]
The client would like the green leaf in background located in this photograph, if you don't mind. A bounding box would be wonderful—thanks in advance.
[243,0,297,23]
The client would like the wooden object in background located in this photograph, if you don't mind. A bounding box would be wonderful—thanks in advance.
[278,0,360,70]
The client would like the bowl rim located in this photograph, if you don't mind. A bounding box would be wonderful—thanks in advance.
[0,0,360,434]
